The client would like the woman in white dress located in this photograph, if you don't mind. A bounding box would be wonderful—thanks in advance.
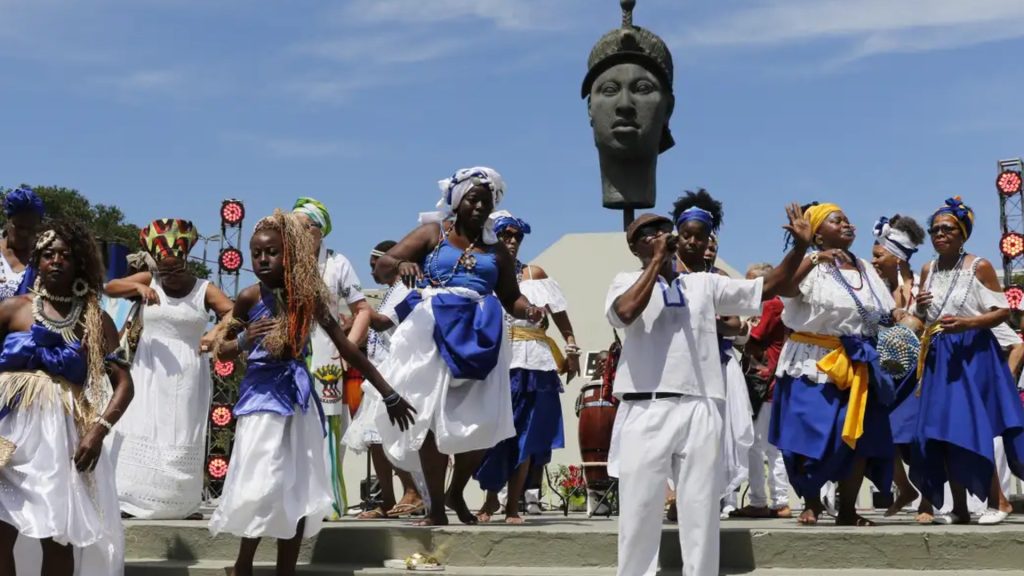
[105,219,233,520]
[0,187,44,301]
[0,221,134,576]
[371,167,544,526]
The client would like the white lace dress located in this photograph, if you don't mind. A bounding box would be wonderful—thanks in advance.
[113,279,212,519]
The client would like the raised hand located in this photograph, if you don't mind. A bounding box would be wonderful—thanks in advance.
[783,203,813,248]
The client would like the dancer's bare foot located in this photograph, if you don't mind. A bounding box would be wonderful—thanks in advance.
[445,491,478,525]
[915,512,935,524]
[885,487,919,517]
[504,514,525,525]
[414,514,449,527]
[798,506,823,526]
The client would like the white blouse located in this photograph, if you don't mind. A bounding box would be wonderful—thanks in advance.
[508,278,569,372]
[924,259,1018,349]
[777,260,896,383]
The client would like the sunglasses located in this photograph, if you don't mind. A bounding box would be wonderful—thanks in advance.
[498,230,524,242]
[928,224,959,236]
[636,223,674,240]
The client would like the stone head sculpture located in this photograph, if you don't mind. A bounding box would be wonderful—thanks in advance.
[583,0,675,213]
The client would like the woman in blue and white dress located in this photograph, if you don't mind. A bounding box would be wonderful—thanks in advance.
[371,168,544,526]
[0,187,44,301]
[474,211,581,524]
[910,197,1024,525]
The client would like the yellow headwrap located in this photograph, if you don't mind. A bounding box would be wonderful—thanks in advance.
[804,203,843,237]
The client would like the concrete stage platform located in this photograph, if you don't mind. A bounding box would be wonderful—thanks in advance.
[123,512,1024,575]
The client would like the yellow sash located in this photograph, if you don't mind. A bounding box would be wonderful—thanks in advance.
[789,332,868,449]
[915,323,944,397]
[510,326,566,374]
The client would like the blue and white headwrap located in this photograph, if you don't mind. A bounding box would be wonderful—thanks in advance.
[419,166,506,245]
[675,206,717,231]
[873,216,920,262]
[492,210,531,237]
[3,187,44,218]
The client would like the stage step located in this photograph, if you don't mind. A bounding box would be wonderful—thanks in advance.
[124,514,1024,571]
[123,562,1023,576]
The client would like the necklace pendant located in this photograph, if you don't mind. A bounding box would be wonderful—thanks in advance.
[462,254,477,271]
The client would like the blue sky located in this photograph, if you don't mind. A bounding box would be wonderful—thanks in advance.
[3,0,1024,286]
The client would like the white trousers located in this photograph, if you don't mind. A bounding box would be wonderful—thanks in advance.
[609,396,723,576]
[747,401,790,509]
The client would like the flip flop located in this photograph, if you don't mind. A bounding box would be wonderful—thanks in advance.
[357,508,390,520]
[388,501,426,517]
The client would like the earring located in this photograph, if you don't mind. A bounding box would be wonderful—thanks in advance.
[958,245,966,256]
[72,278,90,298]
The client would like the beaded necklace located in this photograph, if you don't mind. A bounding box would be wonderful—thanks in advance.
[424,225,482,288]
[924,254,971,320]
[826,260,889,335]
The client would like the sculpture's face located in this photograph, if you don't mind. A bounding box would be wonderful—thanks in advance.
[588,62,672,159]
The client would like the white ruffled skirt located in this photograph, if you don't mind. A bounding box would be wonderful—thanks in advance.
[373,288,515,473]
[1,387,123,576]
[721,350,755,497]
[209,406,332,540]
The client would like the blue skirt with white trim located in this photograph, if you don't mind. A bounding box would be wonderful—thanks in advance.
[909,328,1024,508]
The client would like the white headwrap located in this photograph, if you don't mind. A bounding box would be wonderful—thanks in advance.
[419,167,506,245]
[873,217,920,262]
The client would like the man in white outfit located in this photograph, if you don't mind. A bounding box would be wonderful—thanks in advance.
[606,208,809,576]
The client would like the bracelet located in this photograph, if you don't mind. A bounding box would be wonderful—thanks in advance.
[565,345,581,356]
[383,392,401,407]
[809,252,820,266]
[94,416,114,432]
[236,331,248,351]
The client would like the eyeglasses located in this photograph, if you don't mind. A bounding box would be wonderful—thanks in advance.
[928,224,959,237]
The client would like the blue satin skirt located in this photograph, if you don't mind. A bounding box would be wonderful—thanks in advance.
[475,368,564,492]
[770,373,894,499]
[909,328,1024,507]
[889,372,921,448]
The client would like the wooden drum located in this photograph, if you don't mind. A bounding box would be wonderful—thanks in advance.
[576,383,618,489]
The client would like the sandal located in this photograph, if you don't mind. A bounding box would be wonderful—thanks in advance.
[383,553,445,572]
[356,507,390,520]
[388,501,426,517]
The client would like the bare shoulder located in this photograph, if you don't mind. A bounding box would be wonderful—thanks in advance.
[525,264,549,280]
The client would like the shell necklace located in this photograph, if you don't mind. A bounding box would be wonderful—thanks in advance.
[33,289,84,344]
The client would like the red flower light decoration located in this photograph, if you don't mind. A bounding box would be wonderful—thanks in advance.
[210,405,233,427]
[208,456,229,479]
[997,170,1023,197]
[1005,286,1024,311]
[221,200,246,226]
[1001,233,1024,260]
[214,359,235,378]
[219,248,243,273]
